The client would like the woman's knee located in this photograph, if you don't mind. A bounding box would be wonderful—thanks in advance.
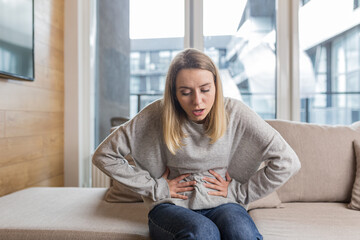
[148,203,220,240]
[185,219,220,240]
[149,217,220,240]
[208,203,262,240]
[222,221,262,240]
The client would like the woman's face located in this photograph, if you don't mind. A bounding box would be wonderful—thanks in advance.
[175,68,216,123]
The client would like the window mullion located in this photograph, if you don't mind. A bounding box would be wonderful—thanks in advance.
[184,0,203,50]
[291,0,300,121]
[276,0,300,120]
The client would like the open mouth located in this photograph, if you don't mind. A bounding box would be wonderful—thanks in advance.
[192,109,205,116]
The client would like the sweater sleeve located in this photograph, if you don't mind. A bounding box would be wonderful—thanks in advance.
[92,102,170,201]
[226,99,301,205]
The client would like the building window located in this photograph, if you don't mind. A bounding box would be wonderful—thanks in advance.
[354,0,360,9]
[300,0,311,7]
[204,0,277,119]
[129,0,184,117]
[299,0,360,125]
[130,0,277,119]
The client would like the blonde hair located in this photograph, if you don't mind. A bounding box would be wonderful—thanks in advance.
[162,48,227,154]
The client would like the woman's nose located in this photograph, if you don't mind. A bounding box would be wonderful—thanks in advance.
[193,91,201,105]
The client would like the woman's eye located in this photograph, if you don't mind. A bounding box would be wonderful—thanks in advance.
[201,89,210,93]
[181,92,191,96]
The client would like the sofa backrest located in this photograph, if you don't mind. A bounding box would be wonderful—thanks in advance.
[266,120,360,203]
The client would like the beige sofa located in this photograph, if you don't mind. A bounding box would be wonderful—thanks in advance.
[0,120,359,240]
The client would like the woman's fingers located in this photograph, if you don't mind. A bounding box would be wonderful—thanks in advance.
[171,186,194,199]
[173,193,188,200]
[165,169,232,199]
[203,176,219,185]
[225,171,232,182]
[175,181,196,193]
[208,169,224,182]
[203,183,222,190]
[207,191,224,196]
[176,186,195,192]
[177,180,197,187]
[162,168,170,179]
[203,170,231,198]
[164,171,197,199]
[173,173,191,182]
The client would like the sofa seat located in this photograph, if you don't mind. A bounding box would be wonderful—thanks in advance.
[0,187,150,240]
[249,202,360,240]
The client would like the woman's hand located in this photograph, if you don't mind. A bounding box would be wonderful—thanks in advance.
[162,168,197,200]
[203,170,232,197]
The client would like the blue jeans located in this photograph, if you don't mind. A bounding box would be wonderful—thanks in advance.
[148,203,263,240]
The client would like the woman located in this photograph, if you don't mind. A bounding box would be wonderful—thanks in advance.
[93,48,301,240]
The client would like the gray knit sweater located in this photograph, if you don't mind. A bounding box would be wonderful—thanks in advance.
[92,97,300,210]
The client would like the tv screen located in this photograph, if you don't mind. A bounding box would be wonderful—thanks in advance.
[0,0,34,81]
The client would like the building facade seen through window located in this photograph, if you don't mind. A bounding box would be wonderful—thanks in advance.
[299,0,360,125]
[129,0,360,125]
[130,0,277,120]
[204,0,277,119]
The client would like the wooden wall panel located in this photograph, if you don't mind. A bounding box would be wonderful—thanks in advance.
[35,0,64,30]
[0,136,43,167]
[0,82,64,112]
[0,0,65,197]
[3,65,64,92]
[6,111,63,137]
[43,133,64,156]
[29,174,64,188]
[35,41,64,72]
[35,14,64,51]
[31,65,64,91]
[0,154,64,196]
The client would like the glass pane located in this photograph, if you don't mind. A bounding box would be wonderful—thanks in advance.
[346,31,359,72]
[203,0,277,119]
[301,93,360,125]
[130,0,184,117]
[299,0,360,125]
[315,74,327,93]
[94,1,184,146]
[317,46,327,73]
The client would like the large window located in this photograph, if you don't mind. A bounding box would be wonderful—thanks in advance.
[130,0,277,119]
[129,0,184,117]
[84,0,360,187]
[204,0,277,119]
[299,0,360,124]
[94,0,360,149]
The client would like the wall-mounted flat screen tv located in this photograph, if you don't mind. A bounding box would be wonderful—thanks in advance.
[0,0,34,81]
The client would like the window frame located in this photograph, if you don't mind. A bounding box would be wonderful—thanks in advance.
[65,0,301,187]
[187,0,300,121]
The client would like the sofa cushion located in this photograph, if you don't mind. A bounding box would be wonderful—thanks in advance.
[348,140,360,210]
[0,187,150,240]
[247,191,283,211]
[249,202,360,240]
[267,120,360,203]
[103,153,144,203]
[105,180,143,203]
[246,161,283,211]
[352,121,360,132]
